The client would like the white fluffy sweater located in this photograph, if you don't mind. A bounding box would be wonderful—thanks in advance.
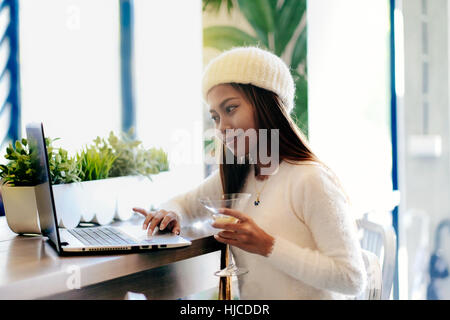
[158,160,367,299]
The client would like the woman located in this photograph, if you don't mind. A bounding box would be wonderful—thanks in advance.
[133,47,366,299]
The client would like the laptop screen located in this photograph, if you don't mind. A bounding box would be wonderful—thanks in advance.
[26,123,62,253]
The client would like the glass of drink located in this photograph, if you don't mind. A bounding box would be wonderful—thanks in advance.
[198,193,251,277]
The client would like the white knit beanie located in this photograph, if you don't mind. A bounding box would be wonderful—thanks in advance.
[202,46,295,114]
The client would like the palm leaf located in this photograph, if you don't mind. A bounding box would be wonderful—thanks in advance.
[291,25,307,71]
[291,71,308,137]
[203,26,260,51]
[274,0,306,56]
[202,0,235,14]
[268,0,278,10]
[237,0,276,48]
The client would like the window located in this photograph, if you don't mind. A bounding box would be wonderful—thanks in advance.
[15,0,204,202]
[19,0,121,154]
[308,0,395,221]
[133,0,204,194]
[0,0,20,159]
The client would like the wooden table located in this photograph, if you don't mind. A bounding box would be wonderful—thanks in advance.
[0,215,231,300]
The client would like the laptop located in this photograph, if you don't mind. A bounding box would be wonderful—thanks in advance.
[26,122,191,255]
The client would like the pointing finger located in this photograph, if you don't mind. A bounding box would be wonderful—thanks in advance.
[133,207,149,217]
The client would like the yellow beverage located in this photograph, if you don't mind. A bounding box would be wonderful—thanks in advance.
[213,215,238,224]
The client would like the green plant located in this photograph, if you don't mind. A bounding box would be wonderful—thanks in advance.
[0,139,38,187]
[0,131,170,186]
[77,137,117,182]
[135,146,169,176]
[107,129,169,179]
[0,138,82,186]
[202,0,308,135]
[203,0,234,13]
[47,142,82,185]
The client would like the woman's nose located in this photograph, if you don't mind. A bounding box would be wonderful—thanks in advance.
[217,124,233,142]
[218,118,232,133]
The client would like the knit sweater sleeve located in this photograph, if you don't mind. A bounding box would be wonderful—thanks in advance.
[156,169,223,227]
[266,165,367,296]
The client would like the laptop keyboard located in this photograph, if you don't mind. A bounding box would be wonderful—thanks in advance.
[67,227,138,246]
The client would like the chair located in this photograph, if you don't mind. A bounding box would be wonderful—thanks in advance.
[356,217,397,300]
[358,249,382,300]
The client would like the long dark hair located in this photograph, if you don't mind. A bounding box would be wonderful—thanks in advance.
[219,83,321,195]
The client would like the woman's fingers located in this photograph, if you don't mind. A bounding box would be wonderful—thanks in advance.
[214,234,240,247]
[212,221,249,233]
[142,211,155,230]
[132,207,154,230]
[133,207,149,217]
[165,220,175,231]
[134,208,181,236]
[212,209,275,256]
[160,213,181,235]
[218,208,250,222]
[147,211,166,235]
[172,221,181,235]
[217,230,240,241]
[160,213,175,230]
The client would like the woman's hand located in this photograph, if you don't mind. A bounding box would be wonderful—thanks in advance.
[212,208,275,257]
[132,207,181,236]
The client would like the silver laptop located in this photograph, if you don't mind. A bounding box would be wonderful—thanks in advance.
[26,122,191,255]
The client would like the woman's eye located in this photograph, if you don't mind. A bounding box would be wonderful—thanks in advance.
[226,105,237,113]
[211,115,219,122]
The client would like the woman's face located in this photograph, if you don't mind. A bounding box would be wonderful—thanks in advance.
[207,84,258,158]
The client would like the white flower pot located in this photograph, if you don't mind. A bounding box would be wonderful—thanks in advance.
[78,179,117,225]
[52,183,82,229]
[0,174,156,233]
[75,181,95,223]
[0,184,41,234]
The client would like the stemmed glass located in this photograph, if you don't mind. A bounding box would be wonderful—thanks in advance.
[199,193,251,277]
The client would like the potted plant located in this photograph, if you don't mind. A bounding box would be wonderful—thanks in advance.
[0,138,85,233]
[0,139,41,234]
[75,136,118,225]
[0,131,170,232]
[74,130,169,224]
[47,141,84,229]
[103,130,169,221]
